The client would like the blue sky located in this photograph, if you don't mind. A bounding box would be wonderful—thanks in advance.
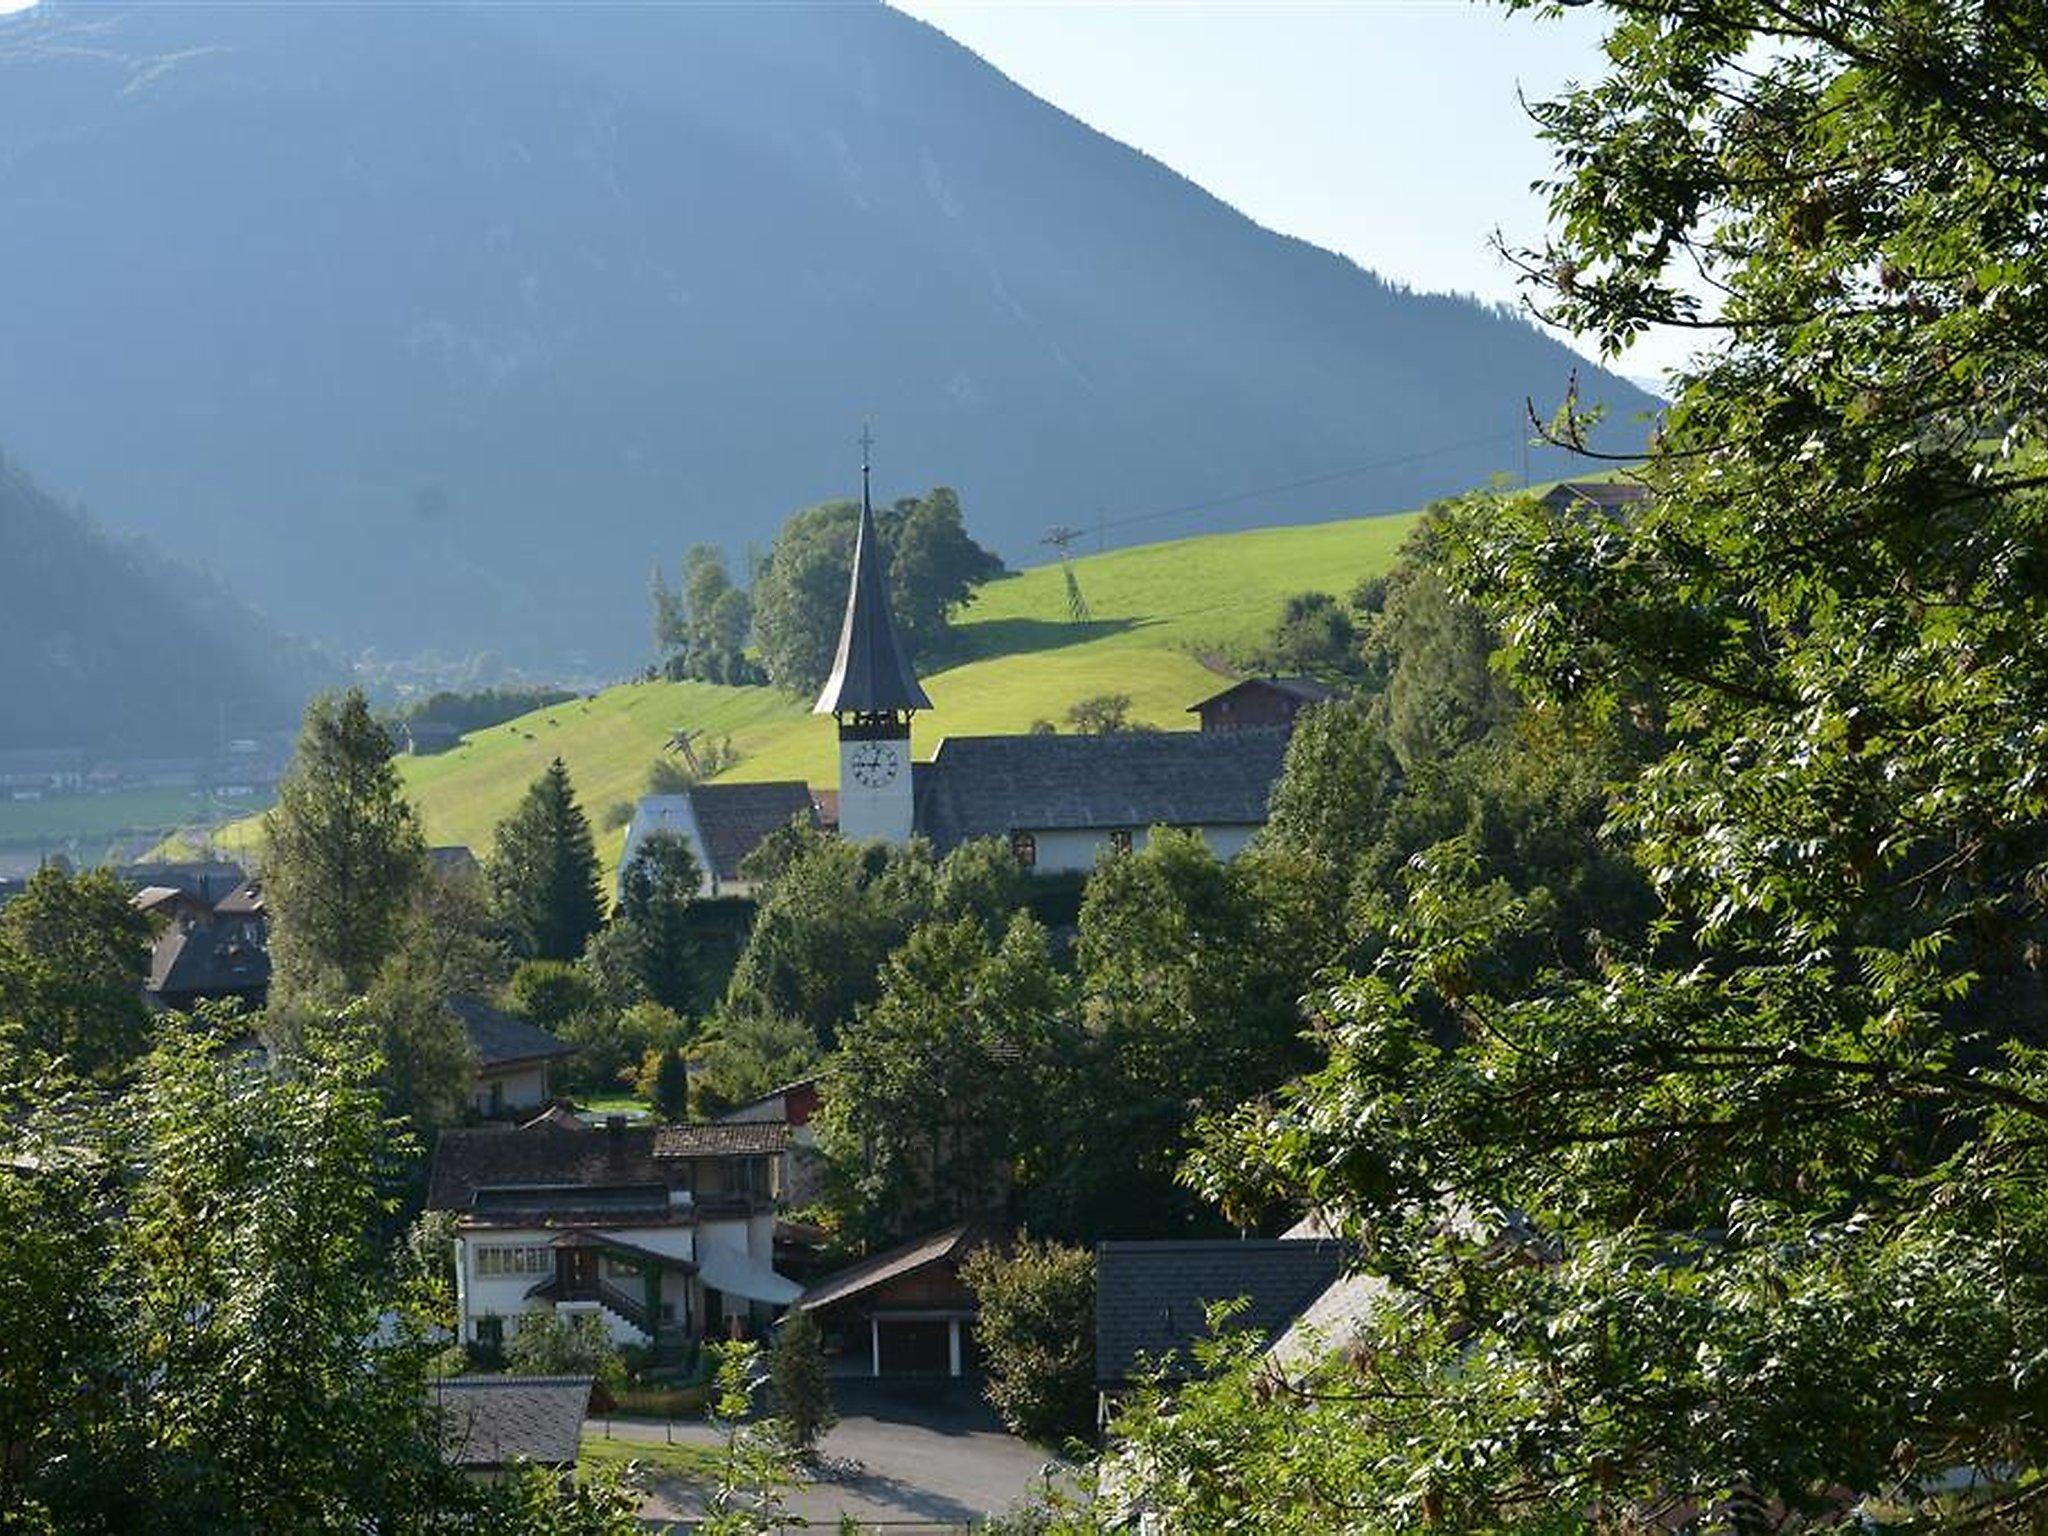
[0,0,1687,380]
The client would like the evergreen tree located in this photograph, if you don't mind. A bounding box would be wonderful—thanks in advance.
[768,1309,836,1458]
[613,831,700,1012]
[488,758,604,962]
[264,688,426,998]
[649,1045,690,1122]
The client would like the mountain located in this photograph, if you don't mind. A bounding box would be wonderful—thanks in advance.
[0,449,328,753]
[0,1,1654,669]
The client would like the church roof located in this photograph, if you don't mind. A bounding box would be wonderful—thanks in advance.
[913,727,1290,851]
[813,482,931,717]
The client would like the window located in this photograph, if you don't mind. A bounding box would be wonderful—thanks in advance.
[1010,831,1037,869]
[474,1316,504,1348]
[1109,829,1133,856]
[475,1244,551,1278]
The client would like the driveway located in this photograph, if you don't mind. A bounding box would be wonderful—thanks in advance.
[585,1377,1070,1530]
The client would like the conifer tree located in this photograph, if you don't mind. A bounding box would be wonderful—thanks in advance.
[488,758,604,962]
[264,688,426,997]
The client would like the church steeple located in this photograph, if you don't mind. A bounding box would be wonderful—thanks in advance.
[816,430,926,846]
[813,431,932,720]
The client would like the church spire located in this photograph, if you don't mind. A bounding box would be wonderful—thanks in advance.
[813,429,933,718]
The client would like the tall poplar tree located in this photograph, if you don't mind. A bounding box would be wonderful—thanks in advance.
[488,758,604,962]
[264,688,426,998]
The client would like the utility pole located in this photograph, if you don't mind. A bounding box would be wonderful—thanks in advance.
[1042,525,1091,623]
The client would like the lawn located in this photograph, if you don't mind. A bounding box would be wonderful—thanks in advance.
[205,503,1423,882]
[577,1430,724,1483]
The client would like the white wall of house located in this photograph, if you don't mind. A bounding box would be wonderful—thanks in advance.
[618,796,718,899]
[471,1062,551,1116]
[1017,822,1260,875]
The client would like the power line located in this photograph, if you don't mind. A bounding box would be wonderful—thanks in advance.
[1087,428,1521,541]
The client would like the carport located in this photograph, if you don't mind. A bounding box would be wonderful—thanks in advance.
[793,1223,990,1378]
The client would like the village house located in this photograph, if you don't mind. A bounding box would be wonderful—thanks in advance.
[449,997,576,1118]
[1188,675,1339,733]
[621,457,1296,879]
[795,1223,993,1378]
[428,1109,801,1353]
[713,1075,825,1207]
[136,873,270,1012]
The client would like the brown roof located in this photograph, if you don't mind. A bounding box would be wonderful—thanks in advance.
[428,1120,671,1209]
[652,1122,792,1157]
[687,781,818,883]
[797,1223,982,1312]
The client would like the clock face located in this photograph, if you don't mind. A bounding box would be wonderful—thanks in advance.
[849,741,901,789]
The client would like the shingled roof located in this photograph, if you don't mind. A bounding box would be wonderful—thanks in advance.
[797,1222,983,1312]
[914,728,1290,852]
[813,485,931,717]
[428,1119,672,1210]
[1540,480,1650,514]
[687,781,817,884]
[1095,1239,1345,1386]
[147,919,270,1001]
[651,1122,792,1158]
[433,1375,593,1469]
[448,996,574,1069]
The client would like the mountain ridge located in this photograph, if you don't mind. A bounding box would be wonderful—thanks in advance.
[0,0,1652,667]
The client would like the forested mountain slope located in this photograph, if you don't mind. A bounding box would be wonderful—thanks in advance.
[0,0,1652,666]
[0,452,327,753]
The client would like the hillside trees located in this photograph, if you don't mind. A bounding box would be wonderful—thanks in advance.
[653,545,761,685]
[264,688,426,996]
[489,758,605,962]
[1139,0,2048,1521]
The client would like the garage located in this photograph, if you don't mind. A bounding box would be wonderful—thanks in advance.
[792,1223,993,1378]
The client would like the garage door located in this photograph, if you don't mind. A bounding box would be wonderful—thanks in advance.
[877,1319,950,1374]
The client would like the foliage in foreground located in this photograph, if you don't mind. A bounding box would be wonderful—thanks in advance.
[0,1016,639,1533]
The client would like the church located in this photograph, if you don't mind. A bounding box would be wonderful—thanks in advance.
[622,463,1296,892]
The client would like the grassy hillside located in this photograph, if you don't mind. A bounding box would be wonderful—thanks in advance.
[204,506,1420,877]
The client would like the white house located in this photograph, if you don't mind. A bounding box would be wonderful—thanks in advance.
[428,1109,802,1352]
[617,781,818,900]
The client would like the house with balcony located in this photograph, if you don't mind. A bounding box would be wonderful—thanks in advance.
[427,1108,802,1354]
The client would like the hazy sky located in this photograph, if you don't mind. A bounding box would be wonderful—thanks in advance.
[891,0,1688,383]
[0,0,1687,380]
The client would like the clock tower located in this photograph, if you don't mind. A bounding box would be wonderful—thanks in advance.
[813,435,930,845]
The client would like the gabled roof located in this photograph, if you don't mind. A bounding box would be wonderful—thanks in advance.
[148,919,270,1000]
[448,996,575,1069]
[433,1375,593,1469]
[914,728,1290,851]
[812,486,931,717]
[652,1122,792,1158]
[1188,676,1339,712]
[686,781,817,884]
[1540,479,1649,512]
[1095,1239,1345,1386]
[429,1120,673,1209]
[797,1223,982,1312]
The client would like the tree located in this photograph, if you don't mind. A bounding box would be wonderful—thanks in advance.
[505,1312,620,1383]
[1155,0,2048,1521]
[1257,590,1359,679]
[961,1237,1096,1446]
[264,688,426,997]
[819,913,1073,1244]
[688,1013,819,1119]
[725,830,935,1045]
[1063,693,1134,735]
[767,1309,836,1458]
[611,831,701,1012]
[648,1044,690,1122]
[655,545,762,685]
[0,866,153,1082]
[489,758,605,962]
[883,487,1004,659]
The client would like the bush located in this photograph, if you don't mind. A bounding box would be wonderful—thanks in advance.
[769,1310,836,1455]
[506,1312,624,1393]
[962,1236,1097,1445]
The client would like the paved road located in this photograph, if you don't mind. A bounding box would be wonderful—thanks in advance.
[585,1379,1068,1530]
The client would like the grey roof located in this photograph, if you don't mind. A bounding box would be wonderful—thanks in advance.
[147,918,270,1001]
[687,781,817,883]
[914,728,1290,851]
[651,1122,792,1158]
[1095,1239,1345,1386]
[433,1375,593,1469]
[449,996,574,1069]
[797,1223,981,1312]
[813,488,931,717]
[430,1114,782,1213]
[1540,480,1649,512]
[119,861,249,905]
[1188,676,1338,712]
